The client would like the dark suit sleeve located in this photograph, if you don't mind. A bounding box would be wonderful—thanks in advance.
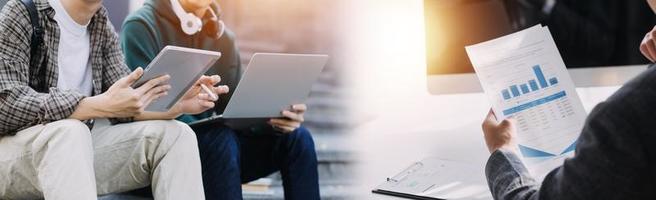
[485,68,656,199]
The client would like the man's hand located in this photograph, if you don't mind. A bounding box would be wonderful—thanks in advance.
[70,67,171,120]
[170,75,229,116]
[268,104,306,133]
[640,26,656,62]
[482,109,518,154]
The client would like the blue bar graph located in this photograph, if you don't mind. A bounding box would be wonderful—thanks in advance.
[502,89,511,100]
[549,77,558,85]
[529,80,539,91]
[499,65,559,100]
[510,85,520,97]
[533,65,549,88]
[520,84,530,94]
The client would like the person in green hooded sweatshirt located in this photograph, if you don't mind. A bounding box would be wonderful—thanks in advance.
[120,0,320,199]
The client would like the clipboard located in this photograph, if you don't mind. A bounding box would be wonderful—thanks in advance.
[371,158,491,200]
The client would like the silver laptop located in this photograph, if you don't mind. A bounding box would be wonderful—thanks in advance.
[190,53,329,126]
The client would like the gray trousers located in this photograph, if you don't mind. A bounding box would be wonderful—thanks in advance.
[0,119,205,200]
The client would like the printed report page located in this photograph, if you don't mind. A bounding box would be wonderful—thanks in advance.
[465,25,587,179]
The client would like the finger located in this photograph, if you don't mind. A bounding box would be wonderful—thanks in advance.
[213,85,229,94]
[270,124,294,133]
[136,75,170,95]
[482,109,498,131]
[197,75,221,86]
[499,118,514,128]
[117,67,144,87]
[268,121,297,133]
[210,75,221,85]
[641,42,653,62]
[269,118,300,128]
[291,104,307,113]
[648,35,656,62]
[282,110,304,122]
[197,93,216,102]
[647,40,656,62]
[483,109,497,123]
[142,91,169,110]
[143,85,171,103]
[198,99,215,108]
[196,75,212,85]
[499,119,517,136]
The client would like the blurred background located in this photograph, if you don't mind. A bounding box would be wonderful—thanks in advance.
[99,0,656,199]
[104,0,359,199]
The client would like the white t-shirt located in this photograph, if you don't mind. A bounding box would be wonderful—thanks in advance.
[49,0,93,96]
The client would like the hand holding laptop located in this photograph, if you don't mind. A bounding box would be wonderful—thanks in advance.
[269,104,307,133]
[187,53,328,131]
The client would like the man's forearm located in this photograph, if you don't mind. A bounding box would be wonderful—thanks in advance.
[69,96,111,120]
[70,95,183,121]
[133,107,182,121]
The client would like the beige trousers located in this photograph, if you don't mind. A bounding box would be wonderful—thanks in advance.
[0,119,205,200]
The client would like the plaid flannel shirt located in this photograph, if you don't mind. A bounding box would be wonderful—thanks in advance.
[0,0,132,135]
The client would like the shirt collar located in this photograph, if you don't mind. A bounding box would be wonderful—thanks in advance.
[33,0,109,26]
[34,0,52,11]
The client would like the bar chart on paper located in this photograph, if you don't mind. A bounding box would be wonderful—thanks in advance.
[489,63,579,157]
[500,65,566,116]
[466,25,587,159]
[501,65,557,100]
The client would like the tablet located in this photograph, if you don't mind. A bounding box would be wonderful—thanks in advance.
[133,46,221,112]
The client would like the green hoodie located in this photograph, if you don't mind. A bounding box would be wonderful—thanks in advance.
[120,0,242,124]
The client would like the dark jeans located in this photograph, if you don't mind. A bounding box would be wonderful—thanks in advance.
[192,122,320,200]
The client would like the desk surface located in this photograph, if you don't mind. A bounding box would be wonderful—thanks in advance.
[351,86,621,199]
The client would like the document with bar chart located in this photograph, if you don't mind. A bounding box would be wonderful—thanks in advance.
[465,25,587,177]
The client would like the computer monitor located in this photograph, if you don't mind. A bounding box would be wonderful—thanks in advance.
[424,0,513,94]
[424,0,648,94]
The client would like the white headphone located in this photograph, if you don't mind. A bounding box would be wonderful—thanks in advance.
[170,0,203,35]
[170,0,226,38]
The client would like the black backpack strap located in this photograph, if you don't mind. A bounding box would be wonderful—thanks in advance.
[18,0,47,92]
[18,0,43,56]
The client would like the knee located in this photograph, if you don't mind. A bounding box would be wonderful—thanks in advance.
[35,119,92,152]
[290,127,315,146]
[45,119,90,133]
[141,120,196,143]
[162,120,198,148]
[287,127,317,156]
[41,119,91,143]
[197,128,239,166]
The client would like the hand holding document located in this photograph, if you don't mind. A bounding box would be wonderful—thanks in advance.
[466,25,587,179]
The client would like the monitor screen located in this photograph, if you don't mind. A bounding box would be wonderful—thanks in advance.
[424,0,514,75]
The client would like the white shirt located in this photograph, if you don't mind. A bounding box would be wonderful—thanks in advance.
[49,0,93,96]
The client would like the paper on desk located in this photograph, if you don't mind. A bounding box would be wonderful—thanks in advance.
[465,25,586,177]
[374,158,491,199]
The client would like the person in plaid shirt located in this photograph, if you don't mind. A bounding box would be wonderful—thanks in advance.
[0,0,228,199]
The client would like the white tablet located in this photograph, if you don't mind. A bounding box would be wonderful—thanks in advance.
[133,46,221,112]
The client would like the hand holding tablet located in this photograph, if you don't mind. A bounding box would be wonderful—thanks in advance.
[132,46,222,112]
